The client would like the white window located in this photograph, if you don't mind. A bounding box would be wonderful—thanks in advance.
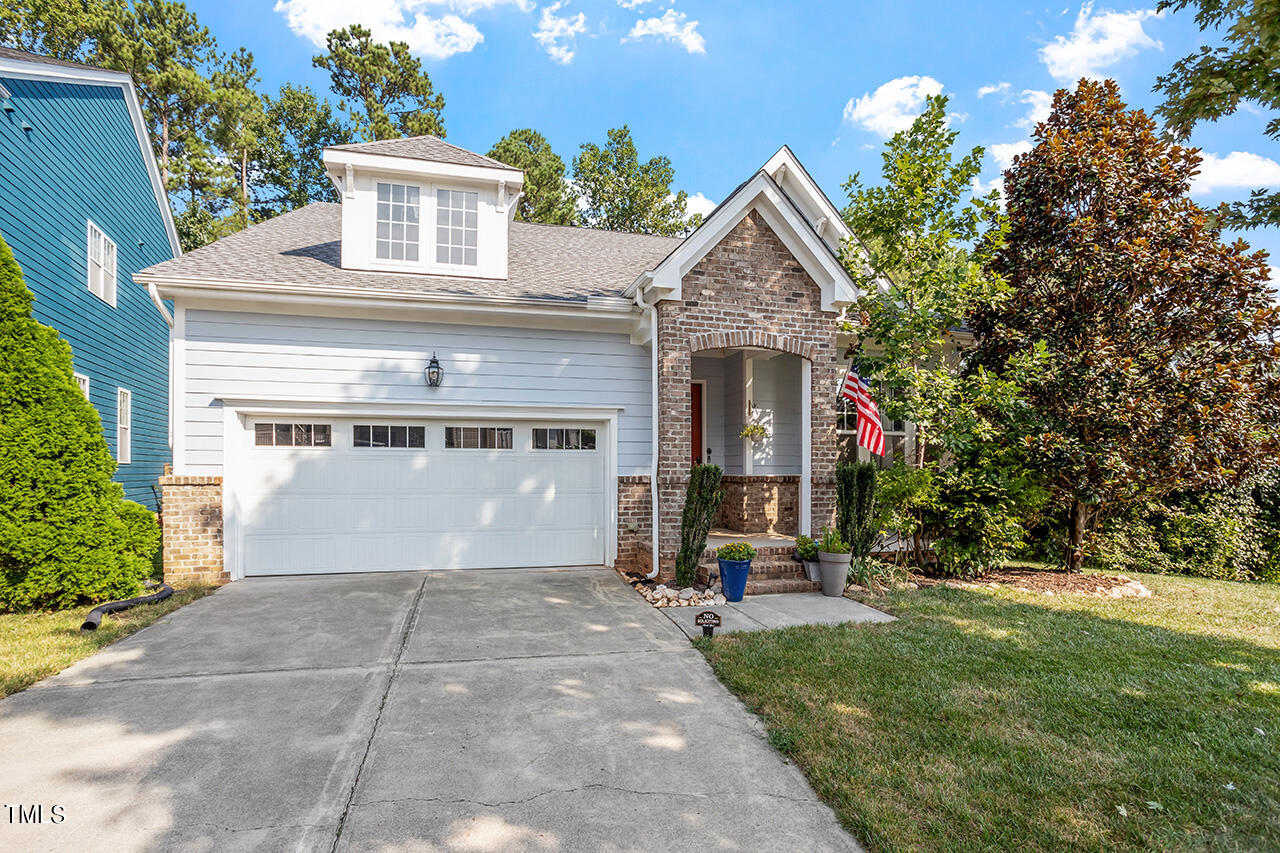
[533,428,597,450]
[375,183,420,261]
[444,426,512,449]
[74,373,90,397]
[116,388,132,464]
[253,423,333,447]
[87,221,117,306]
[435,189,478,266]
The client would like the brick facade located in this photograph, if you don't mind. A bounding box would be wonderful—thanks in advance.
[653,209,842,579]
[716,475,799,534]
[617,476,652,574]
[159,475,227,586]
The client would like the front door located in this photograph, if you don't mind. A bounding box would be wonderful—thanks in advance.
[690,382,703,465]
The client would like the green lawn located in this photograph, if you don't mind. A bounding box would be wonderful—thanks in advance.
[698,573,1280,852]
[0,586,216,698]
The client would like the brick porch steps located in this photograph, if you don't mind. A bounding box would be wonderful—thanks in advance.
[696,542,819,594]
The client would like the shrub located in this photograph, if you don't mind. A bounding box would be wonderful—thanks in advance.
[1091,472,1280,583]
[795,534,819,562]
[839,462,880,563]
[676,463,724,587]
[716,541,757,562]
[0,235,152,611]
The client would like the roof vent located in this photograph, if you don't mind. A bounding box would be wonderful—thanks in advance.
[20,120,33,132]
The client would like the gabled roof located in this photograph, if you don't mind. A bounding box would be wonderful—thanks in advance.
[0,47,181,257]
[630,146,860,314]
[136,203,681,304]
[328,135,512,171]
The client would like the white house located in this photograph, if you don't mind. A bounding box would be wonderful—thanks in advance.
[137,136,862,587]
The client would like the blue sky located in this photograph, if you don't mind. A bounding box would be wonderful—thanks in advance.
[190,0,1279,270]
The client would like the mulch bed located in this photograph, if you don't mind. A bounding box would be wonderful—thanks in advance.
[910,567,1143,597]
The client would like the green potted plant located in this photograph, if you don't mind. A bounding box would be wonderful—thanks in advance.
[816,527,852,597]
[738,423,769,442]
[795,534,820,582]
[716,541,756,602]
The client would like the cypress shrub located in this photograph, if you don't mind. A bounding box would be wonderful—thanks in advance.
[676,464,724,587]
[0,234,158,611]
[837,462,879,555]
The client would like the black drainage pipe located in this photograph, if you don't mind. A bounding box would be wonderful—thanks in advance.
[80,583,174,631]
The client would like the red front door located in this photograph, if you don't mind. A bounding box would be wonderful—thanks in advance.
[691,382,704,465]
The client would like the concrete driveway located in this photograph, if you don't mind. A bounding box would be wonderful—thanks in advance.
[0,568,861,852]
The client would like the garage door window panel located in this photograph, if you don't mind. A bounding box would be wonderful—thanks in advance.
[354,424,427,448]
[532,427,596,450]
[445,426,513,449]
[255,423,332,447]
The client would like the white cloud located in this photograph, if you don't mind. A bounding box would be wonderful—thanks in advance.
[991,140,1032,172]
[1015,89,1053,132]
[1191,151,1280,195]
[273,0,533,60]
[682,192,717,219]
[977,82,1010,98]
[617,0,650,7]
[533,1,587,64]
[625,8,706,54]
[843,75,944,137]
[1040,2,1163,82]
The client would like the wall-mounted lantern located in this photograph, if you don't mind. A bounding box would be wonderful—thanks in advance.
[424,352,444,388]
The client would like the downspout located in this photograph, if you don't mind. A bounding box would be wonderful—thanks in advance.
[634,284,661,579]
[147,281,174,327]
[146,281,175,453]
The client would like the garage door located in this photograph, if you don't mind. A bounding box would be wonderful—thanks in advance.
[237,418,605,575]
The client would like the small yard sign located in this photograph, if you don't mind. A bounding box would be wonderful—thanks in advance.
[695,610,721,638]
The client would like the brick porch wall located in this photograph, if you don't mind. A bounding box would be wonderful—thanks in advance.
[655,209,842,580]
[716,475,799,534]
[159,475,227,586]
[617,476,652,574]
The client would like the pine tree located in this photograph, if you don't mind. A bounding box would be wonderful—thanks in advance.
[0,235,158,610]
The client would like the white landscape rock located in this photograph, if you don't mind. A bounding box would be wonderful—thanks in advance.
[1110,579,1153,599]
[679,588,694,601]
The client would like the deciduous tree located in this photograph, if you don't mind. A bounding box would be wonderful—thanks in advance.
[488,128,578,225]
[1155,0,1280,228]
[313,24,445,142]
[971,79,1280,572]
[573,125,694,236]
[255,84,353,218]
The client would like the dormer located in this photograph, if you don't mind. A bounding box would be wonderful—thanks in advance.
[323,136,524,281]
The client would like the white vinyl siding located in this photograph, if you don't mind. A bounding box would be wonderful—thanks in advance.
[749,354,803,475]
[116,387,132,464]
[181,309,653,474]
[87,221,117,306]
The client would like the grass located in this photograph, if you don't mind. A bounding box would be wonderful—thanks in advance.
[698,572,1280,852]
[0,586,216,698]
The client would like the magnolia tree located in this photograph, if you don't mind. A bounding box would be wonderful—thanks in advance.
[971,79,1280,572]
[841,95,1043,574]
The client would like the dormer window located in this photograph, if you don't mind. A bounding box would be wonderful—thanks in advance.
[436,189,478,266]
[375,182,420,261]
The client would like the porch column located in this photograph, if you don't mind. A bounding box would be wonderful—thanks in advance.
[800,358,812,536]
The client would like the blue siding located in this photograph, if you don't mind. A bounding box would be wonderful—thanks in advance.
[0,75,174,507]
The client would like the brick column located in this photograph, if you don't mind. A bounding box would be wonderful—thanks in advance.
[810,337,841,534]
[159,475,227,586]
[616,476,652,574]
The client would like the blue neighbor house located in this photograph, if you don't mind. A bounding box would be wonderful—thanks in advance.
[0,48,179,508]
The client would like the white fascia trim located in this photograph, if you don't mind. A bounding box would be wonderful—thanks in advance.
[0,58,182,258]
[214,398,623,420]
[763,145,853,247]
[642,172,857,311]
[323,149,524,187]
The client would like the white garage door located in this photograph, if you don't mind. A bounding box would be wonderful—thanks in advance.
[237,418,605,575]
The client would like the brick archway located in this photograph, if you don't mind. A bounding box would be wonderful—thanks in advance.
[688,331,817,362]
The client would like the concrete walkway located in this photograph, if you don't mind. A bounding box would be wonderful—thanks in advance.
[661,591,896,639]
[0,568,862,852]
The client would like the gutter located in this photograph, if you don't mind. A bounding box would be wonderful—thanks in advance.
[633,282,661,579]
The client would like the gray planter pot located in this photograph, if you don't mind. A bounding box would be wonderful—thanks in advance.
[803,560,821,582]
[817,551,852,597]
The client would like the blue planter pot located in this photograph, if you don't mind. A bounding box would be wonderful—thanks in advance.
[718,558,751,602]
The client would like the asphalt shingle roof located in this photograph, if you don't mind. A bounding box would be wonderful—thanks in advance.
[327,135,515,171]
[138,203,682,303]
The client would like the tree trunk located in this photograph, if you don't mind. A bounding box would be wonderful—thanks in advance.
[240,148,249,228]
[1067,500,1091,573]
[160,111,170,191]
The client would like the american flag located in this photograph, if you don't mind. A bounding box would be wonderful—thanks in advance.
[839,367,885,456]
